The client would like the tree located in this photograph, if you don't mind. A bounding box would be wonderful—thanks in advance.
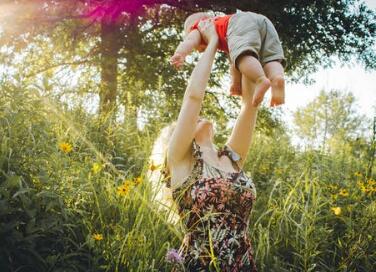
[293,89,366,153]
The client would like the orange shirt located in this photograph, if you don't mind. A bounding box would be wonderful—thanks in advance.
[189,14,234,53]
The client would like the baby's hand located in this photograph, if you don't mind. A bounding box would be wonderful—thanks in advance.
[197,18,218,44]
[170,52,186,70]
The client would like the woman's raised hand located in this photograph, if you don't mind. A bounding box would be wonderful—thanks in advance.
[197,18,218,45]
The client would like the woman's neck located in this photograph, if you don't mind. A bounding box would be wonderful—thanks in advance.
[195,138,216,153]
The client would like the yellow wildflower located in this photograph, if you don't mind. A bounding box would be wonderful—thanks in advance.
[149,161,161,172]
[357,181,367,193]
[328,184,338,190]
[260,165,269,174]
[124,179,133,186]
[133,176,143,185]
[91,162,102,174]
[366,179,376,193]
[59,142,73,153]
[338,188,349,197]
[117,182,131,196]
[92,233,103,241]
[354,171,362,177]
[365,187,372,194]
[331,207,341,216]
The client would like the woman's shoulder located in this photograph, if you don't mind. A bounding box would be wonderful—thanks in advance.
[162,140,200,189]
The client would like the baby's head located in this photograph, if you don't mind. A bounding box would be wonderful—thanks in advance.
[183,12,212,37]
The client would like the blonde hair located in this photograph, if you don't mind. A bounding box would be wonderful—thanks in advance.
[147,122,180,225]
[183,12,212,36]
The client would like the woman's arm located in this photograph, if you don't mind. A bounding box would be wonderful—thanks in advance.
[226,76,259,168]
[168,20,219,166]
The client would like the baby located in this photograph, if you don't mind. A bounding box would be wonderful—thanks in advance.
[170,11,286,107]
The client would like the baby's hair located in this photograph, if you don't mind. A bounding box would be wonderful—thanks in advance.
[183,12,212,36]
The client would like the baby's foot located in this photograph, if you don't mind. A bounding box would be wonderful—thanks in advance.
[270,75,285,107]
[230,80,242,96]
[252,76,271,107]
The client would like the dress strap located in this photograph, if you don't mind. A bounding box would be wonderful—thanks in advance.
[192,139,203,160]
[218,144,242,171]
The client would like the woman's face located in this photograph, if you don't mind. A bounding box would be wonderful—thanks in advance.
[194,117,214,141]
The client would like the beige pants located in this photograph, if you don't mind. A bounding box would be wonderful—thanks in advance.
[227,11,286,70]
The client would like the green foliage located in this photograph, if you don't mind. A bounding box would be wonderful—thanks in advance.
[293,89,368,152]
[2,0,376,77]
[1,0,375,121]
[0,81,169,271]
[0,75,375,271]
[244,128,376,271]
[0,85,98,271]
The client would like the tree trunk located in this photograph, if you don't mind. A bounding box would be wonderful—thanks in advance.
[124,91,138,130]
[99,19,121,120]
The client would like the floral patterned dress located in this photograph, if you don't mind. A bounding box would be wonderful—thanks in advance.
[164,140,258,272]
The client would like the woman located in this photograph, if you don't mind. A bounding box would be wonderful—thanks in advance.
[162,19,261,271]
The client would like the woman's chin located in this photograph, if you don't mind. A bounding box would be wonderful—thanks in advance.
[195,130,214,142]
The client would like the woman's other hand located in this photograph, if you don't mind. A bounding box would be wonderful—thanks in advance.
[197,18,218,45]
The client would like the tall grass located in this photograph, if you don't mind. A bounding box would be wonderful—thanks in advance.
[0,83,375,271]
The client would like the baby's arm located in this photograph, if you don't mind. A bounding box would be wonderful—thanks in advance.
[170,30,202,69]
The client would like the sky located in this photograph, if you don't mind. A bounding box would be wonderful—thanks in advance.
[365,0,376,9]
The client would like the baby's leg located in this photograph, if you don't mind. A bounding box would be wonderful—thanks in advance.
[230,62,242,96]
[237,54,271,107]
[263,61,285,107]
